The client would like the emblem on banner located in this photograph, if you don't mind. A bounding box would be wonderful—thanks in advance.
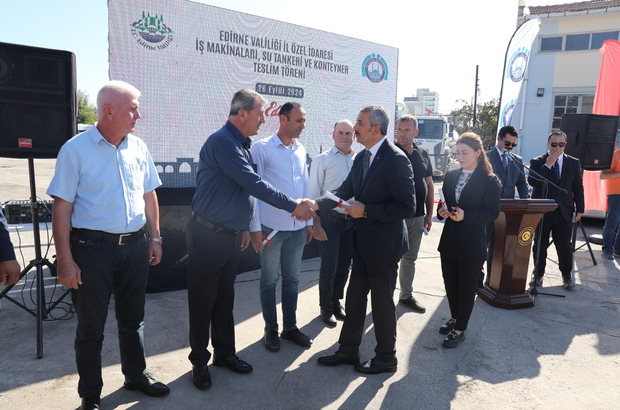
[518,227,535,246]
[500,99,517,127]
[507,47,530,83]
[361,54,388,83]
[130,11,174,50]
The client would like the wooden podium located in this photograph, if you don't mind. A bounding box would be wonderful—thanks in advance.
[477,199,558,309]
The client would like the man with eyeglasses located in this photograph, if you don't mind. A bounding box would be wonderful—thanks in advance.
[528,130,584,290]
[478,126,530,288]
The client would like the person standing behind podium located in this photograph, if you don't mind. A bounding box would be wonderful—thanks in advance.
[479,126,529,288]
[437,133,500,349]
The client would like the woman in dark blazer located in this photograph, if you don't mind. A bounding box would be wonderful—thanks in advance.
[437,133,501,348]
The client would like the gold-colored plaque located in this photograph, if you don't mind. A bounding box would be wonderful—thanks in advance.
[518,227,535,246]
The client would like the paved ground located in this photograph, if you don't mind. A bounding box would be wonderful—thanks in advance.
[1,159,619,410]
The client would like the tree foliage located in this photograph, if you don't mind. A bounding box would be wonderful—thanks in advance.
[450,98,499,149]
[77,89,97,125]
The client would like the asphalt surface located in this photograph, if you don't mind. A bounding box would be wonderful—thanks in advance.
[1,159,619,410]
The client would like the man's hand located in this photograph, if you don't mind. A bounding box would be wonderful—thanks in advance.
[148,241,162,265]
[292,199,315,222]
[250,231,264,253]
[240,231,251,251]
[313,225,327,241]
[546,149,562,168]
[57,257,82,289]
[574,212,583,222]
[305,226,314,244]
[424,214,433,232]
[341,200,365,218]
[0,259,21,286]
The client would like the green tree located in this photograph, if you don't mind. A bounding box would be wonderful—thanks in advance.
[77,89,97,124]
[450,98,499,150]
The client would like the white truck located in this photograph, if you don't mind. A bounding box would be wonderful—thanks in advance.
[414,116,458,177]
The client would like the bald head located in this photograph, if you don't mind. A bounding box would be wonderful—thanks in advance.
[97,81,141,121]
[95,80,142,144]
[332,119,354,154]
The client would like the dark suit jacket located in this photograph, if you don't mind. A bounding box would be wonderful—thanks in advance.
[316,139,416,262]
[437,167,501,261]
[528,153,585,222]
[0,209,16,262]
[486,148,529,199]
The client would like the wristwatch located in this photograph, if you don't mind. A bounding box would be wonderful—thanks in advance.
[150,237,163,244]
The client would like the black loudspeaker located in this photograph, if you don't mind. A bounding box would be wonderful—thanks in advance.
[560,113,619,170]
[0,42,77,159]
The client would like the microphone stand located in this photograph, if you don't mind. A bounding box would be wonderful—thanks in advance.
[504,150,565,299]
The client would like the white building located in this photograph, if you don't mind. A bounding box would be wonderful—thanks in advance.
[403,88,440,116]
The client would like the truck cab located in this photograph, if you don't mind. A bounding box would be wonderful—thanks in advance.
[414,116,457,177]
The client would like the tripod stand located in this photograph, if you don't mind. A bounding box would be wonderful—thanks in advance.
[0,158,70,358]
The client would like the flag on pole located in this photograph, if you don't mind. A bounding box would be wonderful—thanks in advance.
[497,17,541,134]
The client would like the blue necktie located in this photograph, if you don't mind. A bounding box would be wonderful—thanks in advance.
[361,150,370,180]
[553,162,560,181]
[501,153,508,171]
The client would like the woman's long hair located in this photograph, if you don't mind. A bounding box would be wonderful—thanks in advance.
[457,132,494,175]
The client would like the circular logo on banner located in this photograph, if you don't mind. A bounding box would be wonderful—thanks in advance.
[509,51,529,82]
[362,54,388,83]
[518,227,535,246]
[501,100,516,127]
[130,11,174,50]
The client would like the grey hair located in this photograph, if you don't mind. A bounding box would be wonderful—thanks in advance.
[396,114,418,130]
[229,89,267,117]
[97,80,141,119]
[360,105,390,136]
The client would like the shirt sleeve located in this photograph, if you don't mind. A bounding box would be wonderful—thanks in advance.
[309,154,326,199]
[46,143,80,203]
[0,207,16,262]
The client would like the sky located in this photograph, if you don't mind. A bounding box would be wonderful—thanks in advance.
[1,0,581,113]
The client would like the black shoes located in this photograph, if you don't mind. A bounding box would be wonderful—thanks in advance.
[123,373,170,397]
[563,277,576,290]
[320,310,337,327]
[317,351,360,366]
[264,329,280,352]
[439,319,456,335]
[442,330,465,348]
[354,357,397,374]
[80,396,100,410]
[333,303,346,320]
[398,297,426,313]
[529,276,544,287]
[212,354,253,374]
[191,364,212,390]
[281,328,313,347]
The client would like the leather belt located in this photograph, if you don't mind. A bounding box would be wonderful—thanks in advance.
[72,228,145,245]
[324,210,351,219]
[191,212,241,236]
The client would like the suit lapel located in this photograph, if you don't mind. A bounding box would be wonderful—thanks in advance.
[358,140,387,196]
[490,149,506,181]
[458,167,484,204]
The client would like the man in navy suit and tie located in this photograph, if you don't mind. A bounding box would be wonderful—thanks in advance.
[528,130,584,290]
[479,126,529,288]
[311,105,416,374]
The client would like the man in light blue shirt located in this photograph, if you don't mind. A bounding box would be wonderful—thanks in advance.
[250,102,314,352]
[47,81,168,410]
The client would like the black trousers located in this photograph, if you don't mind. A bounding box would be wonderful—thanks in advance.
[533,209,573,279]
[440,254,483,332]
[186,217,242,366]
[337,248,398,361]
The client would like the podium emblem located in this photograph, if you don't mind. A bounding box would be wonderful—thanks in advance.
[518,227,534,246]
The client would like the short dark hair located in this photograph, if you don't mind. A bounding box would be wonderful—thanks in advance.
[547,130,567,141]
[397,114,418,130]
[498,125,518,139]
[279,102,304,119]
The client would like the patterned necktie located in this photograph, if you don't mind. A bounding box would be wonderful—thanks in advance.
[501,153,508,171]
[553,161,560,181]
[361,149,371,180]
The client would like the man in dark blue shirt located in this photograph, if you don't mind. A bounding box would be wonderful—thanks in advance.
[186,89,315,391]
[0,206,20,286]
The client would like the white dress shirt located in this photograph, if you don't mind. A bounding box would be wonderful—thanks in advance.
[309,146,356,213]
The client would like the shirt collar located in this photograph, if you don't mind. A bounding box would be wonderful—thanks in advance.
[225,120,252,149]
[367,136,386,158]
[329,145,355,157]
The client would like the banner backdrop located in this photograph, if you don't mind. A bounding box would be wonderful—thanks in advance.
[108,0,398,188]
[497,17,540,134]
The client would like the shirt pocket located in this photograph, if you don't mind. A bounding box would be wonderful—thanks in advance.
[125,163,146,193]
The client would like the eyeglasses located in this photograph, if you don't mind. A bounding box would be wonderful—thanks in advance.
[549,142,566,148]
[503,141,518,148]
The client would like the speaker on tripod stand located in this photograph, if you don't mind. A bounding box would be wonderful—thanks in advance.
[0,41,76,357]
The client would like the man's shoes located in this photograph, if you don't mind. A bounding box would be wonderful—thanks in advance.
[529,276,544,287]
[280,328,313,347]
[317,351,360,366]
[80,396,100,410]
[123,373,170,397]
[602,249,614,260]
[264,329,280,352]
[439,318,456,335]
[442,330,465,348]
[354,357,398,374]
[563,277,576,290]
[333,303,346,320]
[398,297,426,313]
[191,364,212,390]
[212,354,253,374]
[320,310,337,327]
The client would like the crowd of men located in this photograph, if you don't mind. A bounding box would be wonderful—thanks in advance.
[2,83,610,410]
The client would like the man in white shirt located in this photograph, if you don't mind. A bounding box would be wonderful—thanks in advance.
[250,102,314,352]
[309,120,355,326]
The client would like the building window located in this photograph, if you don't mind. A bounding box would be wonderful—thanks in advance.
[541,37,563,51]
[552,95,594,129]
[541,31,620,53]
[565,34,590,51]
[592,31,620,49]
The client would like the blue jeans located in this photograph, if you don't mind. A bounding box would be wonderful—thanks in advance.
[317,213,354,312]
[603,194,620,254]
[70,230,149,398]
[259,226,306,332]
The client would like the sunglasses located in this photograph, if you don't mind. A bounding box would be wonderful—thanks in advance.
[549,142,566,148]
[503,141,517,148]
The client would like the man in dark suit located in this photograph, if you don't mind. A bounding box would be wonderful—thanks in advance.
[311,105,416,374]
[479,126,529,288]
[528,130,584,289]
[0,206,20,287]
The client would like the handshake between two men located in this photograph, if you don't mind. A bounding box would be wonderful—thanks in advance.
[293,198,367,221]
